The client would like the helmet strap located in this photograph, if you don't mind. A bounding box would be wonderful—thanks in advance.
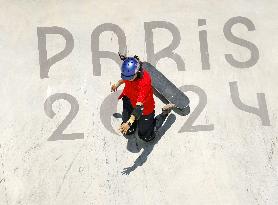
[135,65,143,79]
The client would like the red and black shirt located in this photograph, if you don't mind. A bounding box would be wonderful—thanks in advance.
[118,69,155,115]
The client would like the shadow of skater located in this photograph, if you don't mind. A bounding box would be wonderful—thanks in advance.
[121,113,176,175]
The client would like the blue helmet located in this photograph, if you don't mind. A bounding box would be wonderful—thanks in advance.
[121,57,140,80]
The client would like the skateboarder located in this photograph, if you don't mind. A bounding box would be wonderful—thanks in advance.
[111,54,174,142]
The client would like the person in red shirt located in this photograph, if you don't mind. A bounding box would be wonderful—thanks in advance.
[111,54,174,142]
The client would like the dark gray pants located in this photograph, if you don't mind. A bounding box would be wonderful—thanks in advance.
[121,96,168,142]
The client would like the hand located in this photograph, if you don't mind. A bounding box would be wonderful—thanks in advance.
[119,122,130,135]
[111,83,119,92]
[121,167,134,175]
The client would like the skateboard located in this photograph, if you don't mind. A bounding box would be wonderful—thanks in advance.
[142,62,190,116]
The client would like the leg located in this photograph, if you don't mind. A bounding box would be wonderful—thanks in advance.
[137,103,175,142]
[138,111,156,142]
[122,96,137,135]
[154,103,176,131]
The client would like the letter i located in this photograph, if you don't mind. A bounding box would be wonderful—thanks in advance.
[198,19,210,70]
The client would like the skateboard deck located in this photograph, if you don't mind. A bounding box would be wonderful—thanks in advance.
[142,62,190,116]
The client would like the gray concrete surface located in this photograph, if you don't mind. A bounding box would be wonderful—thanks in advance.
[0,0,278,204]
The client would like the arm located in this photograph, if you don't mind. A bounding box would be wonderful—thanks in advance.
[120,104,143,135]
[111,79,124,92]
[116,79,124,86]
[121,98,144,132]
[127,81,150,125]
